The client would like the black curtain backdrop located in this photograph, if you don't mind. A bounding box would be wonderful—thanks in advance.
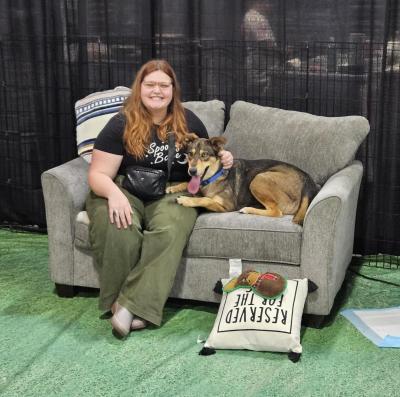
[1,0,400,255]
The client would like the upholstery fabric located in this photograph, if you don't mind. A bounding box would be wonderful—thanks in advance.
[73,245,99,288]
[186,212,302,264]
[183,100,225,136]
[41,157,89,285]
[74,211,90,249]
[224,101,370,185]
[301,161,363,313]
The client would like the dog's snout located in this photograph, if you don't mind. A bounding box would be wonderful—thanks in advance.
[188,167,197,176]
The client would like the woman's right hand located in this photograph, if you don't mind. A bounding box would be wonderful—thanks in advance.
[88,149,132,229]
[107,190,133,229]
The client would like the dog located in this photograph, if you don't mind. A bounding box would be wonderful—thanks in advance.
[166,135,319,225]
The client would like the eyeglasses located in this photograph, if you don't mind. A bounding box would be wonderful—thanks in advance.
[142,81,173,90]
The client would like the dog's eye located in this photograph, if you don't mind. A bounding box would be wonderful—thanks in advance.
[201,152,209,159]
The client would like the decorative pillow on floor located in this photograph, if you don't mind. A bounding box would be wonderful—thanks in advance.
[75,86,131,162]
[200,278,310,362]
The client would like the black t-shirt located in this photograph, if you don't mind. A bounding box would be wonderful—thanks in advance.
[94,108,209,181]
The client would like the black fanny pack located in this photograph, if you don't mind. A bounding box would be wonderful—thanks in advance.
[122,133,175,201]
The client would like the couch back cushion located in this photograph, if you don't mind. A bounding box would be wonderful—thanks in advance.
[224,101,370,184]
[75,87,225,162]
[183,100,225,137]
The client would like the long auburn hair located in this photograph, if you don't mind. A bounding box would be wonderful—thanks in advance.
[123,59,189,158]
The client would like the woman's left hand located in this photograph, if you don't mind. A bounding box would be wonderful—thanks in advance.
[219,150,234,169]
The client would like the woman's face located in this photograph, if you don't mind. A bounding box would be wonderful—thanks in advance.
[140,70,173,116]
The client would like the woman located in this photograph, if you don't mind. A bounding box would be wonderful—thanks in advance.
[86,59,233,338]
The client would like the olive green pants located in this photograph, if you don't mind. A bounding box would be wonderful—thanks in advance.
[86,177,197,326]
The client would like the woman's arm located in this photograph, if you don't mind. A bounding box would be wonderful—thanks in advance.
[88,149,133,229]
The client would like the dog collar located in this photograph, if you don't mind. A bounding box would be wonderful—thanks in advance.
[201,168,225,186]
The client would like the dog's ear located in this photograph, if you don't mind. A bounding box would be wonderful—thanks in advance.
[182,133,198,148]
[209,136,227,153]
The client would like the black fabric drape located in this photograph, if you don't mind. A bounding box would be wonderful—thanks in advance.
[1,0,400,255]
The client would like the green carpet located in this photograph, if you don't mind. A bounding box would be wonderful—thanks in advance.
[0,229,399,397]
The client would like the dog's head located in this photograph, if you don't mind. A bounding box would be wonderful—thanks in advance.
[182,133,227,194]
[183,134,227,177]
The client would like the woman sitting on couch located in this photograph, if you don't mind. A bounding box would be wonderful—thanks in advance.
[86,59,234,338]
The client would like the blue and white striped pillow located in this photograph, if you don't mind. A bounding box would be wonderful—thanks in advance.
[75,86,131,162]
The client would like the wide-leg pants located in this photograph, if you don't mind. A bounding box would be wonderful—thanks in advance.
[86,177,197,326]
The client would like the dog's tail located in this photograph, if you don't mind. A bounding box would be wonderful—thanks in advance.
[293,177,319,225]
[293,195,309,225]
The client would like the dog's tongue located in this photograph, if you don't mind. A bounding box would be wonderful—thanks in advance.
[188,176,201,194]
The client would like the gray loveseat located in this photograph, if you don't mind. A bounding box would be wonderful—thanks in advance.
[41,100,369,325]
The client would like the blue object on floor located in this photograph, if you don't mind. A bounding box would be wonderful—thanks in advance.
[341,306,400,348]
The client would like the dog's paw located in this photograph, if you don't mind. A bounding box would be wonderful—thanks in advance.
[176,196,190,206]
[239,207,250,214]
[166,182,188,195]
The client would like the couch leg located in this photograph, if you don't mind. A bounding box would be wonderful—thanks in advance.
[55,283,76,298]
[302,314,326,329]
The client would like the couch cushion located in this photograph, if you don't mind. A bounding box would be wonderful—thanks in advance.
[183,100,225,136]
[224,101,370,185]
[74,210,302,265]
[185,212,303,265]
[75,211,91,249]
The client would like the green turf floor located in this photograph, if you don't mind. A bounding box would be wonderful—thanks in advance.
[0,229,399,397]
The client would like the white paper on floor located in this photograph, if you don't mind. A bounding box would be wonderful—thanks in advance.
[341,306,400,347]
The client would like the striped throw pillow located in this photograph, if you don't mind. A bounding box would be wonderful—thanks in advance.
[75,86,131,162]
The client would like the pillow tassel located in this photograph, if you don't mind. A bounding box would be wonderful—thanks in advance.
[213,280,223,294]
[199,347,216,356]
[288,352,301,363]
[307,279,319,293]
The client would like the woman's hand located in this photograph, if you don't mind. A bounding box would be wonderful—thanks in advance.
[88,149,132,229]
[219,150,234,169]
[108,190,133,229]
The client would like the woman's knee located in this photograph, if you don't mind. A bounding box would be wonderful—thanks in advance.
[89,206,142,243]
[88,204,109,237]
[153,217,197,244]
[148,205,197,234]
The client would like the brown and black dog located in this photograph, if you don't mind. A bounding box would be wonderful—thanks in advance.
[167,135,319,225]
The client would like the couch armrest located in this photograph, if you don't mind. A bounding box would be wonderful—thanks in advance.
[300,160,363,315]
[41,157,90,285]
